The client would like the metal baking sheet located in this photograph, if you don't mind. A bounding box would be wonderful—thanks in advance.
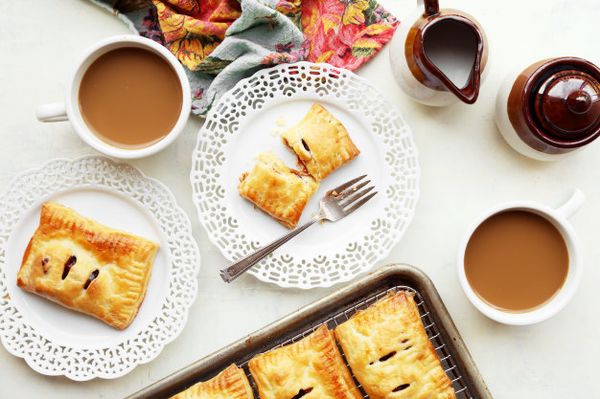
[127,264,491,399]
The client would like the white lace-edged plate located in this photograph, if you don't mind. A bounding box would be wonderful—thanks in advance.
[190,62,419,289]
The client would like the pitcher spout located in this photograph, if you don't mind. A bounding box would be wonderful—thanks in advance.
[420,14,486,104]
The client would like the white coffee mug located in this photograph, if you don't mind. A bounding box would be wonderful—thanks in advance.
[457,189,584,325]
[36,35,191,159]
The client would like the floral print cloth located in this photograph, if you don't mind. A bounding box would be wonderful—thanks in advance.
[95,0,398,116]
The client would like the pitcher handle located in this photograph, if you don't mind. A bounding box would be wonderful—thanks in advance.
[422,0,439,16]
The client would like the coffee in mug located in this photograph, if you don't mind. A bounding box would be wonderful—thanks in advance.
[78,47,183,149]
[36,35,191,159]
[464,210,569,312]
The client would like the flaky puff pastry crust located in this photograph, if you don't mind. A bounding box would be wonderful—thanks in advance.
[17,202,159,330]
[282,104,359,181]
[334,291,455,399]
[249,325,361,399]
[170,364,254,399]
[238,152,319,229]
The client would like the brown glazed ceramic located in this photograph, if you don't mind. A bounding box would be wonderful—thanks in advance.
[404,0,488,104]
[507,57,600,155]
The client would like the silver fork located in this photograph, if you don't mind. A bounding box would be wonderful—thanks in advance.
[220,175,377,283]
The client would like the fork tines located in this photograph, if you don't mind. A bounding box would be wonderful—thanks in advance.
[330,174,367,195]
[332,175,377,214]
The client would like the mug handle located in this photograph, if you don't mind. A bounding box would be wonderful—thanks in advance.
[36,102,68,122]
[556,189,585,219]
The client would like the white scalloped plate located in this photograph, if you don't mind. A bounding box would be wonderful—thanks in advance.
[190,62,419,289]
[0,156,201,380]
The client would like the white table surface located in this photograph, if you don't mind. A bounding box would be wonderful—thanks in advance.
[1,0,598,397]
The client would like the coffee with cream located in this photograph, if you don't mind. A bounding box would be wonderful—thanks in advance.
[464,210,569,312]
[79,47,182,149]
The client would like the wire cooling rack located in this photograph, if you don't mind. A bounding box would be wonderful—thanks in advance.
[238,285,473,399]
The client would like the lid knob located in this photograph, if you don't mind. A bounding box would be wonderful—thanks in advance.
[567,90,592,114]
[534,69,600,138]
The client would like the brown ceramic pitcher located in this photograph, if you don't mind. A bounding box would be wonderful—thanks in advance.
[389,0,488,106]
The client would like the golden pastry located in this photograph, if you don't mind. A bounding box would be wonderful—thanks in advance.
[248,324,362,399]
[282,104,360,181]
[170,364,253,399]
[334,291,455,399]
[238,152,319,229]
[17,202,159,330]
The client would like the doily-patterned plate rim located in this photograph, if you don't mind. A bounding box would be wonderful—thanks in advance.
[0,155,201,380]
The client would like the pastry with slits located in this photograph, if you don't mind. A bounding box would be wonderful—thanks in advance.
[238,152,319,229]
[282,104,360,181]
[334,291,456,399]
[16,202,159,330]
[170,364,253,399]
[248,324,361,399]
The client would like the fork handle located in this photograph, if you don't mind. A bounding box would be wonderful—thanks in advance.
[220,218,319,283]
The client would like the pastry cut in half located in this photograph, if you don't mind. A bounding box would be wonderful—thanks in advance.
[248,324,362,399]
[334,291,456,399]
[16,202,159,330]
[170,364,253,399]
[238,152,319,229]
[281,104,360,181]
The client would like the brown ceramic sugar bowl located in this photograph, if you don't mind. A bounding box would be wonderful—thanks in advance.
[495,57,600,161]
[457,190,584,326]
